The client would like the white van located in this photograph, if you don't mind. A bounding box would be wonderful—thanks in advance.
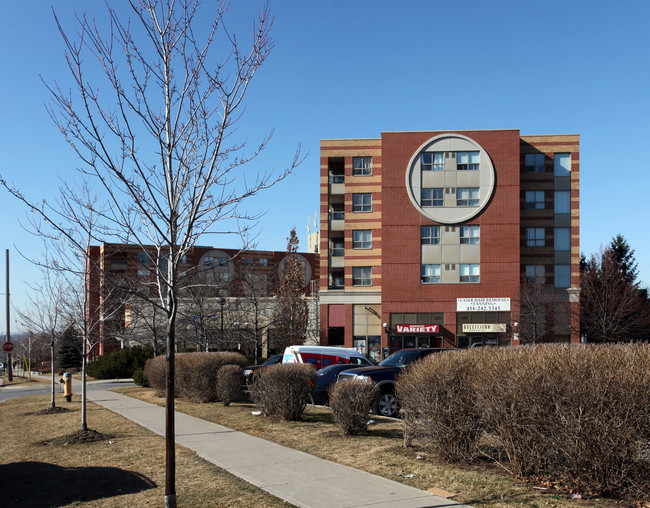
[282,345,372,370]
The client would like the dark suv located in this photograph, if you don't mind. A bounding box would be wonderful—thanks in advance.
[337,348,450,417]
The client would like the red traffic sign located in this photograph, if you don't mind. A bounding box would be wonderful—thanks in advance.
[3,342,14,352]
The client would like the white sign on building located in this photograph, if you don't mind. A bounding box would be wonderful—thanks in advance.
[456,298,510,312]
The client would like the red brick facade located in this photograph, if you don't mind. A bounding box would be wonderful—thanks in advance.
[320,130,580,362]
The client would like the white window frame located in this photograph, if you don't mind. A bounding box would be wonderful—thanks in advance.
[421,225,441,244]
[352,156,372,176]
[352,266,372,286]
[421,264,441,283]
[421,152,444,171]
[353,193,372,212]
[352,230,372,249]
[460,225,480,244]
[460,263,480,283]
[526,227,545,247]
[457,187,479,206]
[456,151,479,170]
[422,188,444,207]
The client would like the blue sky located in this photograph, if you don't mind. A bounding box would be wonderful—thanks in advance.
[1,0,649,332]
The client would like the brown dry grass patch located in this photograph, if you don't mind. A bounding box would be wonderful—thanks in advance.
[117,386,635,508]
[1,394,292,507]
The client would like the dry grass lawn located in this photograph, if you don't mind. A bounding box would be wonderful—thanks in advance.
[0,393,292,507]
[116,386,637,508]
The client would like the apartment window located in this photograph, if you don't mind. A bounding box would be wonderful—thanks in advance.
[460,263,480,282]
[422,188,444,207]
[353,193,372,212]
[554,153,571,177]
[353,230,372,249]
[555,265,570,288]
[353,266,372,286]
[457,187,479,206]
[331,242,344,257]
[525,190,545,209]
[460,225,480,244]
[110,259,128,271]
[421,225,441,244]
[244,257,253,266]
[525,153,545,172]
[421,264,441,283]
[554,228,570,251]
[353,156,372,176]
[137,253,150,265]
[421,152,444,171]
[457,151,479,170]
[526,227,545,247]
[525,265,546,283]
[554,191,570,213]
[259,258,268,267]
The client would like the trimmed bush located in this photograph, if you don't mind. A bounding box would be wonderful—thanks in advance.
[216,365,244,406]
[144,352,248,402]
[399,343,650,500]
[328,379,378,436]
[249,363,315,421]
[87,345,154,379]
[398,349,483,461]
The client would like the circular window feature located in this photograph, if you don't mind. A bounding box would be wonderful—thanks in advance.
[278,253,312,288]
[404,133,495,224]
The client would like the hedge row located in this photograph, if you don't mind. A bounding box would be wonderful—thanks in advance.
[397,344,650,499]
[144,352,248,403]
[87,345,154,379]
[249,363,315,421]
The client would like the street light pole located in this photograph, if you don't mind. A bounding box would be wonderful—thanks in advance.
[219,298,225,351]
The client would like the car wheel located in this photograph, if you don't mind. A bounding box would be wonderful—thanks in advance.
[377,391,397,417]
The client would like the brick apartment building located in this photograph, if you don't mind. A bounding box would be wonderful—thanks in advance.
[319,129,580,362]
[86,243,319,358]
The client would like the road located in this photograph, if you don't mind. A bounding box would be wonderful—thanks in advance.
[0,376,135,403]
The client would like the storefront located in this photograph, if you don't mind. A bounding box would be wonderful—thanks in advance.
[387,313,444,355]
[456,298,511,348]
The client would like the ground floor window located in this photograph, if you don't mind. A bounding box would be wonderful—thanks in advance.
[456,311,511,348]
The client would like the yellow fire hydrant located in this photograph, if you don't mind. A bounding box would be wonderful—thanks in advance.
[60,372,72,402]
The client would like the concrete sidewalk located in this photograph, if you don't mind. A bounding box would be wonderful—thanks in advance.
[85,384,471,508]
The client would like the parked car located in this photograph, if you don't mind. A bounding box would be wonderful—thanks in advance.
[243,354,283,385]
[337,348,451,417]
[309,364,367,406]
[282,345,371,370]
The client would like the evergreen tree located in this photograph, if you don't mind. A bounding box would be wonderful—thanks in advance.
[58,324,82,370]
[610,234,639,284]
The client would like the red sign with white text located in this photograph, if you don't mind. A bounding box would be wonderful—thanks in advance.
[395,324,439,334]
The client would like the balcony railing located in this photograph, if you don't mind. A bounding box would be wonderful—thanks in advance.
[330,248,344,257]
[329,210,344,221]
[329,175,344,184]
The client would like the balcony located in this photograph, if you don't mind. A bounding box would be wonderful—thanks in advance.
[329,247,344,268]
[329,174,344,195]
[329,210,344,231]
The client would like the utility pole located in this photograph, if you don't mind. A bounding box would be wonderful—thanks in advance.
[6,249,12,382]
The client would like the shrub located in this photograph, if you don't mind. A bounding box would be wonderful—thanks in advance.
[328,379,378,436]
[144,356,166,397]
[249,363,315,421]
[216,365,244,406]
[132,367,147,387]
[87,345,154,379]
[398,349,483,461]
[144,352,248,402]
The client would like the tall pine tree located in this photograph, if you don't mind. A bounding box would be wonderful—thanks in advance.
[58,324,82,370]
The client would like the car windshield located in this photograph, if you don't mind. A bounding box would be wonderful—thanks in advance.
[262,355,282,366]
[317,364,343,376]
[379,350,424,368]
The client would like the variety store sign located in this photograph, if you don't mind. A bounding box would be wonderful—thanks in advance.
[395,324,440,334]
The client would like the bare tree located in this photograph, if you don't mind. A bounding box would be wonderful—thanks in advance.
[17,270,67,409]
[271,228,308,350]
[1,2,298,505]
[518,273,554,344]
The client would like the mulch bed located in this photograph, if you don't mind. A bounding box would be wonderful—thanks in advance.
[43,429,115,446]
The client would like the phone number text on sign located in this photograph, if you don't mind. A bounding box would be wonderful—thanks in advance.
[456,298,510,312]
